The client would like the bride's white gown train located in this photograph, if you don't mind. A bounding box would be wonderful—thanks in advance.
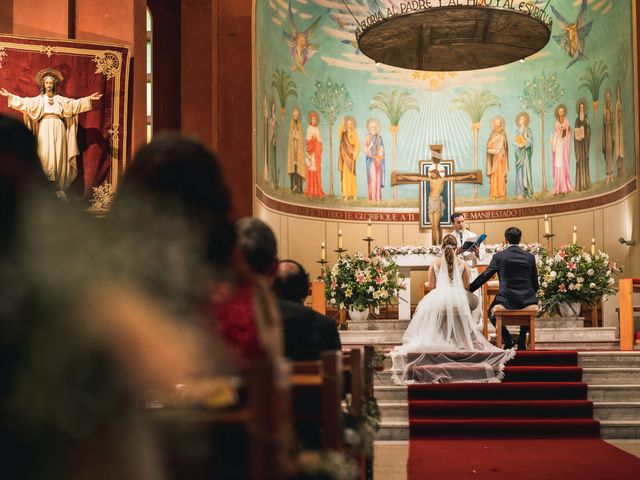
[391,258,515,384]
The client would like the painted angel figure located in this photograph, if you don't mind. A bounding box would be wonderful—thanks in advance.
[551,0,593,68]
[282,1,321,73]
[0,68,102,198]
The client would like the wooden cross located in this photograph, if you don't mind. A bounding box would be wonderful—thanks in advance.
[391,145,483,245]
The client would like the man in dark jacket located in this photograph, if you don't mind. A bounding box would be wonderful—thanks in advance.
[469,227,539,350]
[272,260,341,360]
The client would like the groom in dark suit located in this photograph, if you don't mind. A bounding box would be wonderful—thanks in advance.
[469,227,539,350]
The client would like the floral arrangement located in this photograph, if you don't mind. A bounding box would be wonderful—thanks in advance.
[342,396,381,460]
[372,245,441,257]
[536,244,621,315]
[485,242,545,255]
[325,252,404,312]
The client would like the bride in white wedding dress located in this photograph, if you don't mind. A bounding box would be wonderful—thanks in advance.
[391,234,515,384]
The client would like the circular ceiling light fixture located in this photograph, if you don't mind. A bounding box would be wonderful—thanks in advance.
[352,2,553,72]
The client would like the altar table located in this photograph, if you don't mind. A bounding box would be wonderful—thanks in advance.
[394,253,491,320]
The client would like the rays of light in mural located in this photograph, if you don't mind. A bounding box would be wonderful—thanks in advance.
[399,90,472,173]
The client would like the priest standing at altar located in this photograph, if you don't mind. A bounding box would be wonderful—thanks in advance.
[451,212,485,327]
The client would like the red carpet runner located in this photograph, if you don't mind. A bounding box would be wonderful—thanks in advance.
[407,351,640,479]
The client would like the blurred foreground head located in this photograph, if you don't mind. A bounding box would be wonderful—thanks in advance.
[236,217,278,276]
[0,114,46,251]
[116,134,236,270]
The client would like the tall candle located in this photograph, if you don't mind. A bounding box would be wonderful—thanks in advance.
[321,242,326,261]
[591,238,596,255]
[338,230,343,249]
[572,226,577,245]
[544,214,550,235]
[367,219,372,238]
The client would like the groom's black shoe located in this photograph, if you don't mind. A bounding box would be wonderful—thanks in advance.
[503,335,515,350]
[517,336,527,351]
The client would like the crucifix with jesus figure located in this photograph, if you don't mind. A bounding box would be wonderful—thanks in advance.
[391,145,483,245]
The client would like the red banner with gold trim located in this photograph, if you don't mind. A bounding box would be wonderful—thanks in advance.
[0,34,130,208]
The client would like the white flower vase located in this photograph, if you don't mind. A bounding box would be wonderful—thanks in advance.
[348,307,370,322]
[558,302,581,318]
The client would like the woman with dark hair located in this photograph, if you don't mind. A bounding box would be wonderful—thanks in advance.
[115,134,282,367]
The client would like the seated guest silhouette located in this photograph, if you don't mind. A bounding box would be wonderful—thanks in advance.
[469,227,539,350]
[272,260,342,361]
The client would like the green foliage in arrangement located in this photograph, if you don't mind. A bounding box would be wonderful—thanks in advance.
[537,243,621,315]
[324,252,404,312]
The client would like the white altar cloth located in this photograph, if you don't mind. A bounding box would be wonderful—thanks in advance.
[394,253,491,320]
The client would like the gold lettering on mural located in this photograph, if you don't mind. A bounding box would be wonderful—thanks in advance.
[356,0,552,39]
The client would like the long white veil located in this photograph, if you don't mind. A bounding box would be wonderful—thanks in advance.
[390,255,515,384]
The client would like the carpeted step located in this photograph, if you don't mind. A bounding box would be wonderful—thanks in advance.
[408,400,594,419]
[409,418,601,438]
[407,437,640,479]
[508,350,578,367]
[409,382,588,401]
[502,366,583,382]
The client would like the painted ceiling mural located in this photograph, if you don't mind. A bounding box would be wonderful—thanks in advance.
[255,0,634,219]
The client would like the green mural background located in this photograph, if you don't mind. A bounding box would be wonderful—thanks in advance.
[255,0,635,211]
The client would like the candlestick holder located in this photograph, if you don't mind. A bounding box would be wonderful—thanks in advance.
[362,236,375,255]
[543,233,555,251]
[334,247,347,257]
[316,259,329,279]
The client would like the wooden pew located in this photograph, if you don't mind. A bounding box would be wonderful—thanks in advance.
[144,358,290,480]
[619,278,640,351]
[290,351,343,451]
[291,347,374,480]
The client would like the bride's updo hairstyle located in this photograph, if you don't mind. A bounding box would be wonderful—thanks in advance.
[441,234,458,282]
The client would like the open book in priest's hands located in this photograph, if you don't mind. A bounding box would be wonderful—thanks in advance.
[461,233,487,253]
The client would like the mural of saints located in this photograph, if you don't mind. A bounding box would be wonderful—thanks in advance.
[514,112,534,199]
[574,99,591,191]
[287,106,305,193]
[364,118,385,201]
[551,104,573,194]
[304,111,324,198]
[338,116,359,200]
[602,88,614,184]
[614,82,624,178]
[486,116,508,199]
[263,96,269,182]
[268,99,278,188]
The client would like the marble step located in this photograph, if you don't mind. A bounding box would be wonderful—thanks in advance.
[583,368,640,384]
[347,319,410,331]
[579,352,640,367]
[376,420,640,440]
[348,317,587,331]
[376,421,409,441]
[378,401,408,422]
[588,385,640,402]
[594,402,640,420]
[374,385,407,401]
[373,368,640,386]
[534,341,619,350]
[535,318,585,328]
[340,327,617,345]
[600,421,640,439]
[378,402,640,423]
